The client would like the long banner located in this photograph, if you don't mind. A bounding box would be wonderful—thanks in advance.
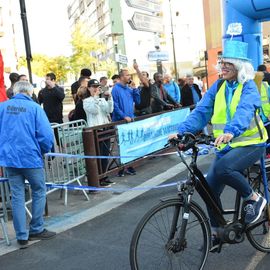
[117,108,190,164]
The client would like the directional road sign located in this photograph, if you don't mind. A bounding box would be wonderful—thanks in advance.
[125,0,161,13]
[115,54,128,64]
[128,12,163,33]
[148,51,169,61]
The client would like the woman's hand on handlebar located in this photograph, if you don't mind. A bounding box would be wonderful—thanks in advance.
[214,133,233,147]
[168,133,178,140]
[166,133,182,147]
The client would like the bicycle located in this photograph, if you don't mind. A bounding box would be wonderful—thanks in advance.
[129,133,270,270]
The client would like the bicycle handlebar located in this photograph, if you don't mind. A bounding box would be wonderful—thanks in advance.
[167,132,215,152]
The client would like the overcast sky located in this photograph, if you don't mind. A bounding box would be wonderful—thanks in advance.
[15,0,71,57]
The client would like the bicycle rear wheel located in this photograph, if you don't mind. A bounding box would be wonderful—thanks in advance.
[130,199,211,270]
[246,175,270,252]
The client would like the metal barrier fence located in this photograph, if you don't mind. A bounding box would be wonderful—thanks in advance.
[0,178,10,246]
[44,120,90,205]
[0,179,10,223]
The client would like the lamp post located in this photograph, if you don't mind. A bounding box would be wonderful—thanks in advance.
[19,0,33,84]
[107,33,123,74]
[169,0,178,81]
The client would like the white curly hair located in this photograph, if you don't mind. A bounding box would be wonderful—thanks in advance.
[216,58,255,84]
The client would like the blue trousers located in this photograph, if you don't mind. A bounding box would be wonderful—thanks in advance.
[206,146,265,228]
[6,168,46,240]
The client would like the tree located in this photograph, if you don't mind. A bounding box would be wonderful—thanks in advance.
[69,23,115,77]
[45,56,70,83]
[18,54,70,83]
[18,23,117,83]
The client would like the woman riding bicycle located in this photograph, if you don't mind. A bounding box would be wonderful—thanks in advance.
[170,40,267,249]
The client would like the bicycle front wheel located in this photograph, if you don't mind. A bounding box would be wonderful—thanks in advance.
[130,199,211,270]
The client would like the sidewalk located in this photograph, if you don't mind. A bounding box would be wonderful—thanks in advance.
[1,152,198,256]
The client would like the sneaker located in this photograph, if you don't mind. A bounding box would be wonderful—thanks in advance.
[104,178,115,184]
[117,169,125,177]
[244,194,267,224]
[126,167,136,175]
[100,176,115,185]
[17,239,28,247]
[99,180,111,187]
[28,229,56,241]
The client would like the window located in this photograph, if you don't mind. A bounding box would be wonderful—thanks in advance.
[79,0,85,14]
[86,0,92,6]
[67,5,72,19]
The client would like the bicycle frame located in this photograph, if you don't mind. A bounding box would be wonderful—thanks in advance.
[178,144,270,228]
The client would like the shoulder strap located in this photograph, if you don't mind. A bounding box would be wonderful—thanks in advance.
[217,79,225,92]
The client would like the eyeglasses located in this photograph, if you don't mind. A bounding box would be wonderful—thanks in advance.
[221,62,235,69]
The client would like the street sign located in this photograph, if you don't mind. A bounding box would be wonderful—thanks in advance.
[148,51,169,61]
[125,0,161,13]
[128,12,163,33]
[116,54,128,64]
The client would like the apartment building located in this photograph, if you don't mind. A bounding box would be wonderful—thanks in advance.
[67,0,206,76]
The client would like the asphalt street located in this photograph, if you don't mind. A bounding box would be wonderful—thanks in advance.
[1,160,270,270]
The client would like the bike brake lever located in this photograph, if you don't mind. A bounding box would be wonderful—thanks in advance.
[164,142,170,148]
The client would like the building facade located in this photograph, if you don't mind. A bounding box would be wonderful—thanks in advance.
[0,0,18,84]
[67,0,206,78]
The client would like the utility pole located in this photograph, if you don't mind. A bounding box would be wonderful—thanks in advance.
[114,43,120,73]
[19,0,33,84]
[154,34,163,74]
[169,0,178,80]
[107,33,123,74]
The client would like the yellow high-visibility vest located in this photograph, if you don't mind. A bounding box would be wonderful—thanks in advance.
[212,81,267,150]
[260,82,270,118]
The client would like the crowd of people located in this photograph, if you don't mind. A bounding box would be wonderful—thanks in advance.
[70,65,204,120]
[3,66,205,188]
[68,65,204,180]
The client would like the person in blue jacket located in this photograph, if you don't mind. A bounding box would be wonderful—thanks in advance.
[169,40,267,252]
[0,81,56,247]
[163,74,181,104]
[112,69,140,122]
[112,69,140,176]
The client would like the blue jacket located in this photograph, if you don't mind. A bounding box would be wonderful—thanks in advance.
[178,79,262,144]
[0,94,54,168]
[112,82,140,121]
[163,81,181,103]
